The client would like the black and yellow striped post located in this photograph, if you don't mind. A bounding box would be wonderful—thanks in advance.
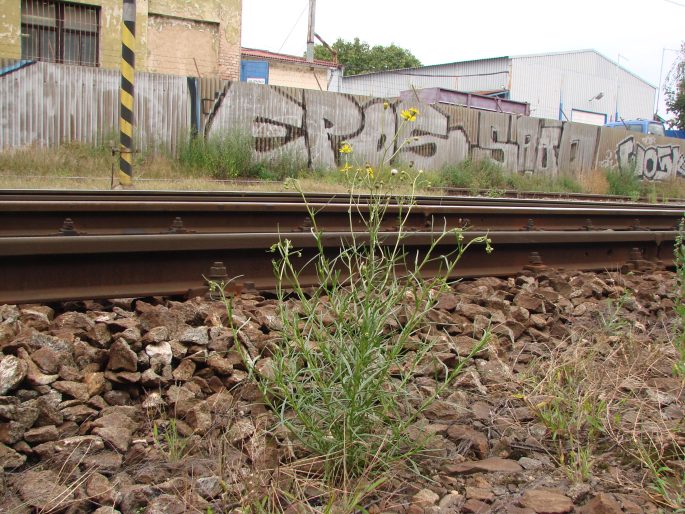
[118,0,136,186]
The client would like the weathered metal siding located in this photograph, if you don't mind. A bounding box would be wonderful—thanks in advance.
[0,61,190,152]
[510,51,655,122]
[336,58,510,98]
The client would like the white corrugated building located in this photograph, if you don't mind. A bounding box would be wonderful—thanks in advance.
[334,50,655,125]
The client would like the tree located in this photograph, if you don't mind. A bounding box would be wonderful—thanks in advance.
[313,38,421,76]
[665,42,685,130]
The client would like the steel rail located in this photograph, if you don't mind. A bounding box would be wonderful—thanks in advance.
[2,199,682,237]
[0,230,674,304]
[2,188,685,208]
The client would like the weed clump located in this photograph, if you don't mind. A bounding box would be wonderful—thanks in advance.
[440,158,582,195]
[604,166,643,198]
[213,107,492,495]
[178,131,255,179]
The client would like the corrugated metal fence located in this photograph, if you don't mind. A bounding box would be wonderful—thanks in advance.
[0,61,190,152]
[2,61,684,182]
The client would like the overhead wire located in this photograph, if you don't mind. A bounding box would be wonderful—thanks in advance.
[277,0,308,53]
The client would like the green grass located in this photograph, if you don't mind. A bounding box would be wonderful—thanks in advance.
[178,131,257,179]
[152,419,189,462]
[211,108,493,493]
[4,138,685,202]
[673,217,685,377]
[439,158,582,195]
[604,166,643,198]
[218,172,491,484]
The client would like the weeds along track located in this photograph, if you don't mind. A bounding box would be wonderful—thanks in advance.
[0,190,680,304]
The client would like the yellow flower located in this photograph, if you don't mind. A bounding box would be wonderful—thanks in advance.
[339,142,352,154]
[383,101,389,110]
[365,164,374,178]
[340,162,352,173]
[400,107,419,122]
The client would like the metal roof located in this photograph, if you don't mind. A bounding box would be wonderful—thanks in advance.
[240,47,339,69]
[343,49,654,89]
[510,49,656,89]
[344,56,509,78]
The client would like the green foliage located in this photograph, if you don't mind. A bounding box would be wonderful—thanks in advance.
[665,42,685,130]
[152,419,188,462]
[215,108,492,486]
[524,346,609,483]
[177,131,309,181]
[673,217,685,377]
[255,148,308,181]
[440,158,582,195]
[604,165,642,198]
[633,439,685,511]
[259,187,490,480]
[441,158,510,192]
[178,131,255,179]
[314,37,421,76]
[598,290,632,335]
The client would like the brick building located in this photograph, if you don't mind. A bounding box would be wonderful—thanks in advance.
[0,0,242,79]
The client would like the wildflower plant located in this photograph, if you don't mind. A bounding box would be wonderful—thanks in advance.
[673,216,685,377]
[234,105,492,486]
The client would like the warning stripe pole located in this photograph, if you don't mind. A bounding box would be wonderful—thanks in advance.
[118,0,136,186]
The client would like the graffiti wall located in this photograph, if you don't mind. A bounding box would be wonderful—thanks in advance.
[2,61,684,180]
[203,81,685,180]
[597,131,685,180]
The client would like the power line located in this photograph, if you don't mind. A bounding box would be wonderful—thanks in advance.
[277,0,308,53]
[664,0,685,7]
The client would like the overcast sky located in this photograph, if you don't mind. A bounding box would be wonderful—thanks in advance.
[242,0,684,120]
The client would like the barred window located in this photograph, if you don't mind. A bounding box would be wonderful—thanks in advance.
[21,0,99,66]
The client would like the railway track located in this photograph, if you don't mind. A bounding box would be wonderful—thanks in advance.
[0,190,681,304]
[1,190,683,236]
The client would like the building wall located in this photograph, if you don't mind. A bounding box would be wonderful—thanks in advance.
[335,51,655,125]
[0,0,22,60]
[511,51,655,122]
[0,0,241,79]
[267,61,330,91]
[336,58,510,98]
[146,15,220,77]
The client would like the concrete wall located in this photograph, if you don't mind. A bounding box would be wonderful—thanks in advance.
[0,0,241,79]
[267,61,331,91]
[0,0,22,60]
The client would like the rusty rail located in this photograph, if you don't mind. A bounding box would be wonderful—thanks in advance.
[1,196,683,237]
[0,229,675,304]
[0,190,680,304]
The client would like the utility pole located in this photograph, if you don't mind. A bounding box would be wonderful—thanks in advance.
[306,0,316,62]
[119,0,136,186]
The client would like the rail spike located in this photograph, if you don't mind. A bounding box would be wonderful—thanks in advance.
[59,218,81,236]
[169,216,187,233]
[205,261,230,301]
[622,247,656,273]
[523,251,547,273]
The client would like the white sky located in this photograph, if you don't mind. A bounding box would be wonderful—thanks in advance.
[242,0,684,120]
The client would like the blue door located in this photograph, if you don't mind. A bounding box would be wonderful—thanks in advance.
[240,60,269,84]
